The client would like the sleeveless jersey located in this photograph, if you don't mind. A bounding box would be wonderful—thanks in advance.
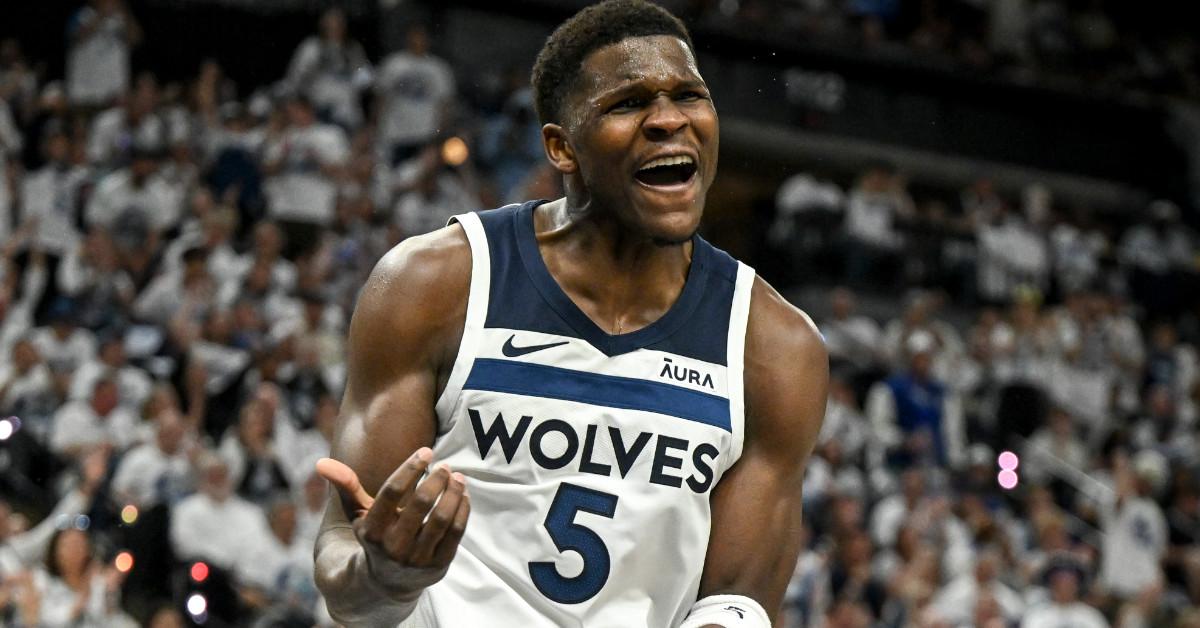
[406,201,755,627]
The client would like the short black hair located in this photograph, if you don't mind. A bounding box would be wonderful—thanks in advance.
[531,0,694,126]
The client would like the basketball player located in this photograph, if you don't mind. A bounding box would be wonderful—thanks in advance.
[313,1,828,626]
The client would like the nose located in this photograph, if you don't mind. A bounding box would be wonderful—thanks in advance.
[642,95,688,139]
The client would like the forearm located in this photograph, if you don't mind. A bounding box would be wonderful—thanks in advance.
[314,525,419,626]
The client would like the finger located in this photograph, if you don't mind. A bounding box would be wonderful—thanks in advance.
[430,489,471,567]
[362,448,434,540]
[382,464,450,560]
[409,472,466,566]
[315,457,374,515]
[358,449,434,537]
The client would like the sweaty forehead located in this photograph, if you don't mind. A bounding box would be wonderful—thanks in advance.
[576,35,701,98]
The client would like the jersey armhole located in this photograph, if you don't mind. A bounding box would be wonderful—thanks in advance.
[725,262,755,467]
[434,213,491,420]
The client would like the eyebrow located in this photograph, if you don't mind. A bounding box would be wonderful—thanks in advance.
[592,78,708,102]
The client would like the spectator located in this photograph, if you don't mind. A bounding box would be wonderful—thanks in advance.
[1022,559,1109,628]
[929,546,1025,625]
[133,245,217,327]
[69,332,152,410]
[478,88,544,202]
[30,297,96,374]
[110,409,194,509]
[974,190,1051,305]
[84,145,183,236]
[841,162,912,288]
[49,376,139,459]
[169,453,271,571]
[285,8,372,130]
[866,330,966,468]
[262,95,349,252]
[821,287,883,375]
[1119,201,1197,319]
[87,73,165,168]
[64,0,142,107]
[23,526,137,627]
[1098,452,1169,603]
[375,25,455,166]
[20,127,90,258]
[217,398,291,503]
[385,142,480,237]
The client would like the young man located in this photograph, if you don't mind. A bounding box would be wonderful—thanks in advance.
[313,1,828,626]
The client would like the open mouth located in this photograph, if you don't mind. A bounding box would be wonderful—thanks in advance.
[634,155,698,187]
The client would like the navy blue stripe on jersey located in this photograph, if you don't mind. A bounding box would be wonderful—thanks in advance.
[463,358,732,432]
[474,201,738,364]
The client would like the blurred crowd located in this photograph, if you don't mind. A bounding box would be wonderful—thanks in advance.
[680,0,1199,100]
[0,1,563,625]
[771,164,1200,627]
[0,0,1196,627]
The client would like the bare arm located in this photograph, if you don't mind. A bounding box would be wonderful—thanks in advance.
[313,225,472,625]
[697,277,828,624]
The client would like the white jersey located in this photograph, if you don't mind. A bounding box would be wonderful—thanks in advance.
[406,201,754,627]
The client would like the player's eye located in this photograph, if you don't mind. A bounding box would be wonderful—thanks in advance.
[609,97,645,112]
[677,90,706,101]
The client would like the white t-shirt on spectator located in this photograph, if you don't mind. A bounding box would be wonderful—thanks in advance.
[376,51,454,148]
[264,124,348,226]
[930,575,1024,625]
[844,190,903,250]
[87,108,166,166]
[0,363,53,414]
[234,529,313,592]
[170,492,272,570]
[286,37,371,129]
[1021,602,1109,628]
[391,173,480,237]
[65,7,132,106]
[49,400,140,456]
[30,327,97,373]
[85,169,184,233]
[1099,496,1167,597]
[21,164,90,256]
[69,361,152,410]
[111,442,192,508]
[28,568,138,628]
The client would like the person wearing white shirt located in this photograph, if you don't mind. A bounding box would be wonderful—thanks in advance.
[64,0,141,107]
[49,377,140,459]
[110,410,194,509]
[262,96,349,230]
[30,299,97,374]
[930,548,1024,626]
[169,454,273,571]
[69,334,152,410]
[86,75,164,167]
[132,246,217,327]
[285,8,372,130]
[84,150,184,235]
[821,287,883,373]
[0,241,47,360]
[20,129,89,257]
[234,497,313,596]
[1022,561,1108,628]
[374,25,455,165]
[1098,455,1168,600]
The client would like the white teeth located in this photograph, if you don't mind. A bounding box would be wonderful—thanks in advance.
[638,155,694,171]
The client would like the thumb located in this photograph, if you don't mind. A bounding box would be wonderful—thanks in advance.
[316,457,374,514]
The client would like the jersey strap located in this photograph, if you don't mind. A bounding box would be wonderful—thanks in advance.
[435,212,492,419]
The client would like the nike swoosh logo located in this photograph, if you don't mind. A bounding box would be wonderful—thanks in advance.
[501,335,569,358]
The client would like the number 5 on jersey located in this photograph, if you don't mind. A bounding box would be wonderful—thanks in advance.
[529,483,619,604]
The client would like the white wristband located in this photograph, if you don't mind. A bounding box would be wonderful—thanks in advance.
[678,594,772,628]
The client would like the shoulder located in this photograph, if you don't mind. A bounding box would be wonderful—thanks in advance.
[742,274,827,448]
[347,224,472,374]
[745,275,827,398]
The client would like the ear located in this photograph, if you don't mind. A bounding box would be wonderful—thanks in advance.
[542,123,578,175]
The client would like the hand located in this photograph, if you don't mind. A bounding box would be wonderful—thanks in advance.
[316,448,470,600]
[79,446,111,496]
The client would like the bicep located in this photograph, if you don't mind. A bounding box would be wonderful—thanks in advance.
[324,229,469,516]
[698,281,828,618]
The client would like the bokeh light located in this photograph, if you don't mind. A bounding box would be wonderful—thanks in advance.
[442,136,469,166]
[998,450,1019,470]
[114,551,134,573]
[998,469,1019,490]
[190,561,210,583]
[187,593,207,616]
[0,418,13,440]
[120,504,139,525]
[73,514,90,530]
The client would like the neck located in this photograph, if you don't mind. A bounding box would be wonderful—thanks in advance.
[535,198,693,335]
